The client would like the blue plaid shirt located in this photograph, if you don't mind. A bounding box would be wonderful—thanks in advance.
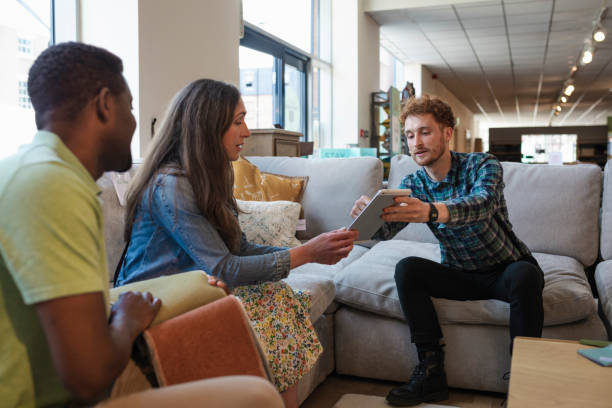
[379,151,532,271]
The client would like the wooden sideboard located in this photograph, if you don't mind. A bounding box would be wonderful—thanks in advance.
[242,128,313,157]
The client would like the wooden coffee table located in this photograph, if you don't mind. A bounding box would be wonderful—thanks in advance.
[508,337,612,407]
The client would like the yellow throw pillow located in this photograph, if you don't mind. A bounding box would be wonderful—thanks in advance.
[232,156,308,203]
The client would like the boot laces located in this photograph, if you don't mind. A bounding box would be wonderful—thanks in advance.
[408,361,428,384]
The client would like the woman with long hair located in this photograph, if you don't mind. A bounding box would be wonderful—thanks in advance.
[116,79,358,407]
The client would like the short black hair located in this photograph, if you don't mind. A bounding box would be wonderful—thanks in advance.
[28,42,126,129]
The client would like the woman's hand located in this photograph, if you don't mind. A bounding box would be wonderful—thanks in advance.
[207,274,230,295]
[350,195,371,218]
[302,229,359,265]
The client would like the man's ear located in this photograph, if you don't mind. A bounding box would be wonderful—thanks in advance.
[94,87,112,123]
[444,126,453,144]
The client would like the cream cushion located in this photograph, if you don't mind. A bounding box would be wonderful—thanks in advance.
[334,240,596,326]
[237,199,302,248]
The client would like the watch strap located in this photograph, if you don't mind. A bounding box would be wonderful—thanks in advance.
[428,202,438,222]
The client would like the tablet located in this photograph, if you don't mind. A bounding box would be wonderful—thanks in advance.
[348,189,412,241]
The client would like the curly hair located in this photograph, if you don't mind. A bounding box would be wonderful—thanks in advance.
[400,95,455,130]
[28,42,126,129]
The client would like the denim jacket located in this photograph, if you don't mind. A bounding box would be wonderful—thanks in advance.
[115,172,291,288]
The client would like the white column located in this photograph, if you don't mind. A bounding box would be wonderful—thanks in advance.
[138,0,241,154]
[79,0,242,157]
[332,0,380,148]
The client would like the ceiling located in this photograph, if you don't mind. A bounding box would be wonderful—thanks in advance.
[367,0,612,126]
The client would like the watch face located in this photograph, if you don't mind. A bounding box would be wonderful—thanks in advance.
[430,203,438,221]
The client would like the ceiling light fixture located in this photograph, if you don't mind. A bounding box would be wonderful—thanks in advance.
[593,27,606,42]
[581,42,594,65]
[553,7,606,121]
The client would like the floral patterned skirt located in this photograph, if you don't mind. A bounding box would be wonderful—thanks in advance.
[233,280,323,392]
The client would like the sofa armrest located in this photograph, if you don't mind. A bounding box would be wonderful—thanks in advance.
[595,261,612,338]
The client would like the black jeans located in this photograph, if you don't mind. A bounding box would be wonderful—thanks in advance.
[394,256,544,346]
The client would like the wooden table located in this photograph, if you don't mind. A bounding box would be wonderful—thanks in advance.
[508,337,612,408]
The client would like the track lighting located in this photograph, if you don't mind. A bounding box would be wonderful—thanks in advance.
[593,27,606,42]
[581,43,594,65]
[553,7,607,121]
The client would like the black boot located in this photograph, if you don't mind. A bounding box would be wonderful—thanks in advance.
[386,348,449,406]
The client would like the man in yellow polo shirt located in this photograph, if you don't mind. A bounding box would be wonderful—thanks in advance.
[0,42,283,408]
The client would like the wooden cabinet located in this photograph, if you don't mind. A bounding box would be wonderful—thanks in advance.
[241,128,313,157]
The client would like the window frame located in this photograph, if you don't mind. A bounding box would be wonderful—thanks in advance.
[241,23,310,138]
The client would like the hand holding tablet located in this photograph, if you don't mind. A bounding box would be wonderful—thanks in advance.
[348,189,412,241]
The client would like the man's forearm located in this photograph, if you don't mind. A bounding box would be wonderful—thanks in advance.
[433,202,450,224]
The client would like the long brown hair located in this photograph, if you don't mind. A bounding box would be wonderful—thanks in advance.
[124,79,242,251]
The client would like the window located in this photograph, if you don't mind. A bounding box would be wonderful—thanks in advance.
[521,134,577,164]
[240,25,309,135]
[18,80,32,109]
[0,0,52,159]
[241,0,331,148]
[242,0,311,54]
[239,46,275,130]
[380,46,405,92]
[18,37,32,54]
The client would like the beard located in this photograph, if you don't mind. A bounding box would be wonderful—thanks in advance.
[412,142,446,167]
[115,151,133,172]
[102,141,133,173]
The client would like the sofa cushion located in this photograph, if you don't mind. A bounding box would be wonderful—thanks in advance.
[601,161,612,260]
[237,200,302,248]
[387,155,602,266]
[290,244,370,280]
[287,245,370,319]
[502,162,601,267]
[283,274,335,323]
[98,172,130,281]
[246,156,383,239]
[334,240,596,326]
[595,260,612,328]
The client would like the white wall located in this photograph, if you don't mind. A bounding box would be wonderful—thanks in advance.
[332,0,380,148]
[80,0,140,155]
[331,0,358,148]
[404,63,422,96]
[138,0,240,155]
[420,66,476,152]
[357,3,380,147]
[79,0,241,157]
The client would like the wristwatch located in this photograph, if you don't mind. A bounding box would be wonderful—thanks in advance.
[428,203,438,222]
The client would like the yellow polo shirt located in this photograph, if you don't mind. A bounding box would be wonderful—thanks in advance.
[0,131,109,407]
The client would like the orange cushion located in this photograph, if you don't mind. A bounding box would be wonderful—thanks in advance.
[143,296,270,386]
[232,156,308,203]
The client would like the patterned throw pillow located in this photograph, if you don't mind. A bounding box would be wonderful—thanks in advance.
[232,156,308,203]
[237,199,302,248]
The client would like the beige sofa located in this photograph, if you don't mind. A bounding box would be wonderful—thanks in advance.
[98,155,611,403]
